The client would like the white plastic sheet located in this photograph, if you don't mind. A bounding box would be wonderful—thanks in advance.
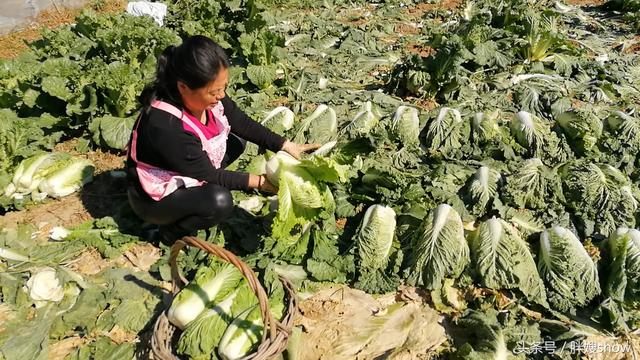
[0,0,85,35]
[126,1,167,26]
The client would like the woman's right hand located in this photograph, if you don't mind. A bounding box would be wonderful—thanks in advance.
[250,174,278,194]
[258,175,278,194]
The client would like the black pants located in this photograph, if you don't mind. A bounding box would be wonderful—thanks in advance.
[128,134,246,243]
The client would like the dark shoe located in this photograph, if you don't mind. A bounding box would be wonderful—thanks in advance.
[140,225,178,247]
[141,227,167,247]
[141,225,158,242]
[158,225,197,246]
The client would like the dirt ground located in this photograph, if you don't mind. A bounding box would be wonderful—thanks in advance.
[565,0,606,6]
[0,0,126,59]
[404,0,464,19]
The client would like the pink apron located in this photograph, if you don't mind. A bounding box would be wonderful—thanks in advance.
[129,100,231,201]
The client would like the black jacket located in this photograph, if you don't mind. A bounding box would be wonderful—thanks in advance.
[126,96,285,193]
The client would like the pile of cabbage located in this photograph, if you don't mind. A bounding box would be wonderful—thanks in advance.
[167,261,286,359]
[3,152,95,202]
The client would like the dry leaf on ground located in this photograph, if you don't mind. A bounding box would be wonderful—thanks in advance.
[49,336,86,360]
[295,286,446,360]
[118,243,161,271]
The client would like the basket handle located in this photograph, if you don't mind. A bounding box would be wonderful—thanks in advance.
[168,236,278,346]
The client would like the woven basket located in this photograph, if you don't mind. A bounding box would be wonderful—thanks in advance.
[151,236,298,360]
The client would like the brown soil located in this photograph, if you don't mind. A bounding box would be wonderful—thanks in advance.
[405,0,464,19]
[337,5,377,27]
[627,43,640,53]
[413,97,440,111]
[0,0,126,59]
[0,195,91,233]
[267,97,291,107]
[379,35,400,44]
[106,325,138,344]
[622,37,640,54]
[339,16,369,27]
[0,304,17,333]
[395,23,421,36]
[54,138,126,173]
[406,43,435,57]
[565,0,606,6]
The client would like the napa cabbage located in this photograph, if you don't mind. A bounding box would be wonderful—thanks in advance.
[469,110,522,160]
[560,160,638,237]
[11,153,55,194]
[7,153,66,196]
[345,101,383,136]
[510,111,548,155]
[504,158,563,210]
[265,151,348,251]
[471,111,501,143]
[606,110,640,149]
[353,205,403,293]
[294,104,338,144]
[392,105,421,147]
[246,64,277,90]
[37,157,95,198]
[24,267,64,308]
[454,308,541,360]
[218,305,262,360]
[177,281,257,359]
[261,106,295,135]
[0,246,29,262]
[510,111,570,163]
[405,204,469,289]
[470,217,548,306]
[173,265,287,360]
[311,140,338,157]
[167,262,244,330]
[606,228,640,304]
[390,105,423,167]
[522,10,562,61]
[357,205,396,270]
[555,107,603,154]
[423,107,467,157]
[465,165,501,215]
[603,110,640,168]
[537,226,600,312]
[4,152,95,200]
[217,266,287,359]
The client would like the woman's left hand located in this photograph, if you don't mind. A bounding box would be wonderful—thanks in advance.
[281,141,322,160]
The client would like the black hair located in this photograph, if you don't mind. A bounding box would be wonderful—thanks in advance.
[140,35,230,111]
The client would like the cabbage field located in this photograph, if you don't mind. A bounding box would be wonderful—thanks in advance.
[3,0,640,358]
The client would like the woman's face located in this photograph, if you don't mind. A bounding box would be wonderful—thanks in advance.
[177,66,229,114]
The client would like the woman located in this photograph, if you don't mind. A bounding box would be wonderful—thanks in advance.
[126,35,319,245]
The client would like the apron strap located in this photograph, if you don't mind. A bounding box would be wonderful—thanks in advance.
[151,100,183,118]
[151,100,210,144]
[129,100,211,167]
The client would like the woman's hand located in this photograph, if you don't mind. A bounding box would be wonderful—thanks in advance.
[281,141,322,160]
[249,174,278,194]
[259,175,278,194]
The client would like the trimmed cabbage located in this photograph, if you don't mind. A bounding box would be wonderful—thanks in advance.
[538,226,600,312]
[405,204,469,289]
